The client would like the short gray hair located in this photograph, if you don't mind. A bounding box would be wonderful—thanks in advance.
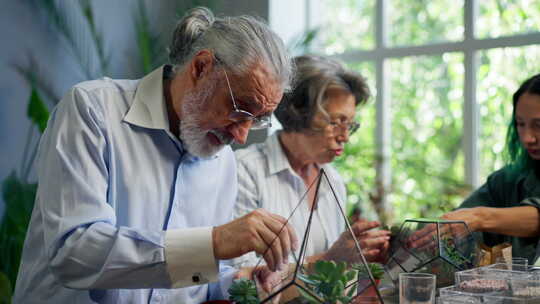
[275,55,370,132]
[168,7,293,91]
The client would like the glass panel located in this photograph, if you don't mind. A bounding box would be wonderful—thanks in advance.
[478,45,540,181]
[333,61,377,220]
[389,0,464,46]
[252,170,383,303]
[478,0,540,38]
[390,53,465,222]
[319,0,375,54]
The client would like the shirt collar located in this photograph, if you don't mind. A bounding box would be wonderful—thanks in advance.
[124,65,170,130]
[265,132,333,176]
[124,65,220,161]
[266,132,293,175]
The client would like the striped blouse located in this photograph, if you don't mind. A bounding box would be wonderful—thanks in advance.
[233,132,347,267]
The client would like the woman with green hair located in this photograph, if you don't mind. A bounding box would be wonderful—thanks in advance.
[442,73,540,264]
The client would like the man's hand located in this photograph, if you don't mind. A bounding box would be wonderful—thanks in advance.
[234,265,285,303]
[213,209,298,272]
[323,219,390,264]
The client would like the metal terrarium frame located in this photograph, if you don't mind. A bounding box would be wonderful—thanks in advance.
[253,168,384,303]
[385,219,477,286]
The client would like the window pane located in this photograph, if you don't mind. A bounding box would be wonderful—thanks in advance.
[478,0,540,38]
[333,61,377,219]
[478,45,540,181]
[389,0,464,46]
[319,0,375,54]
[390,54,465,222]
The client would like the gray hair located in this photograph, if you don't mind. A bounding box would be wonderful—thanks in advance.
[168,7,293,91]
[275,55,370,132]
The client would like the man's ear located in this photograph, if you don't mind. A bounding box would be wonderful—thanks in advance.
[189,49,215,83]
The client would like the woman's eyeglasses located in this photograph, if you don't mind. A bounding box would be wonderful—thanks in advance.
[326,120,360,135]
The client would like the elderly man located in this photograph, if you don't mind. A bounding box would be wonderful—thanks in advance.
[13,7,296,304]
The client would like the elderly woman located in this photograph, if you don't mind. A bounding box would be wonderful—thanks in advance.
[233,55,390,268]
[443,74,540,264]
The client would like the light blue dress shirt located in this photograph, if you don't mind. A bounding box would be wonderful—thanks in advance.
[13,66,236,303]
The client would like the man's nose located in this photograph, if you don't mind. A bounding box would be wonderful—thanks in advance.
[227,120,252,145]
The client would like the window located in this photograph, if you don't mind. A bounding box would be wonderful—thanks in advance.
[295,0,540,222]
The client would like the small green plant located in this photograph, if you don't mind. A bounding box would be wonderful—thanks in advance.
[298,260,356,304]
[383,224,401,236]
[353,263,385,280]
[383,224,403,255]
[441,236,470,268]
[228,278,260,304]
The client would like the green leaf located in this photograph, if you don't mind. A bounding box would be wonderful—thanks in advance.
[297,287,321,304]
[333,280,344,296]
[0,172,37,292]
[345,270,356,282]
[228,278,259,304]
[346,285,356,298]
[0,271,12,304]
[297,273,319,286]
[299,260,359,303]
[353,263,385,280]
[135,0,153,74]
[26,87,49,133]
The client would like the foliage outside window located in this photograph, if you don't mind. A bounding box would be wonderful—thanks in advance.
[319,0,375,54]
[317,0,540,223]
[389,53,466,220]
[389,0,464,46]
[478,45,540,180]
[334,62,378,219]
[477,0,540,39]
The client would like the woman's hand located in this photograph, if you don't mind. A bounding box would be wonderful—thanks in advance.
[442,206,540,237]
[323,219,390,263]
[441,207,486,231]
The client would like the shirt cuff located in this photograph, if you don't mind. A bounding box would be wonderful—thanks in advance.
[218,267,237,300]
[165,227,219,288]
[520,197,540,208]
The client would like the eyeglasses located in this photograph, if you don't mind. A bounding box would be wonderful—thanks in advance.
[222,68,272,130]
[325,119,361,136]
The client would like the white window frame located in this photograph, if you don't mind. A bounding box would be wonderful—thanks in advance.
[272,0,540,214]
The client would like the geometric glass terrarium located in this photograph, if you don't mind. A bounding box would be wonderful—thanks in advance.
[251,168,384,303]
[385,219,479,288]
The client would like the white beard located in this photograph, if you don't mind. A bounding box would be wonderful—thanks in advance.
[179,80,233,158]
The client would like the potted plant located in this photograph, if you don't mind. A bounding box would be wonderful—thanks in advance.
[297,260,356,303]
[227,278,260,304]
[353,263,384,297]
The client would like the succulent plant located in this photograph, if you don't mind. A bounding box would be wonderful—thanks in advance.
[353,262,385,280]
[298,260,356,304]
[228,278,260,304]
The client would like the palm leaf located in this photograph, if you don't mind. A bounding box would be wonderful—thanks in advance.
[0,271,12,304]
[27,87,49,133]
[0,172,37,292]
